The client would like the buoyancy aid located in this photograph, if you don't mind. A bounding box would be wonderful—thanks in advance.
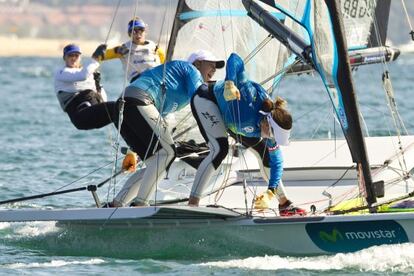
[105,40,162,82]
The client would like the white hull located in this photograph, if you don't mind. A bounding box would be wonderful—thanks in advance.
[153,135,414,212]
[1,136,414,257]
[1,206,414,255]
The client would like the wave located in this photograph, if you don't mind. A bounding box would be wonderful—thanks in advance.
[201,243,414,273]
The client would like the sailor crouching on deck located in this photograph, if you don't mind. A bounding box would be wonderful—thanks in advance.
[189,52,306,216]
[54,44,117,130]
[107,50,225,207]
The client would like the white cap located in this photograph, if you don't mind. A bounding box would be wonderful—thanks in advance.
[187,50,225,68]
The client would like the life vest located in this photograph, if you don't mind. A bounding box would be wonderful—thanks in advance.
[121,40,161,82]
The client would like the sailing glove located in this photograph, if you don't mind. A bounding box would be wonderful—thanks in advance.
[92,44,107,61]
[122,149,138,172]
[224,80,241,101]
[114,45,129,55]
[254,189,275,209]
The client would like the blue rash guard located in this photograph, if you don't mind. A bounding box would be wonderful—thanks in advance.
[129,60,204,116]
[214,53,283,189]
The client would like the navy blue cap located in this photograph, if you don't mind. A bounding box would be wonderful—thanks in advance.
[128,18,146,33]
[63,44,81,56]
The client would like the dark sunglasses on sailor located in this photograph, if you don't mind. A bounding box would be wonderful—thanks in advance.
[131,28,145,34]
[67,53,81,58]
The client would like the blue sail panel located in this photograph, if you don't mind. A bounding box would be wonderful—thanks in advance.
[302,0,348,130]
[301,0,376,205]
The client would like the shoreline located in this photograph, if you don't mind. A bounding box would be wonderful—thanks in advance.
[1,36,414,57]
[0,36,110,57]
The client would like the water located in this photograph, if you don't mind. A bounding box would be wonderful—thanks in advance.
[1,54,414,274]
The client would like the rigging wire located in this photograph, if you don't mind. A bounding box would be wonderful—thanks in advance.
[369,2,411,188]
[108,0,141,204]
[244,35,274,65]
[401,0,414,40]
[259,58,300,87]
[104,0,122,45]
[154,0,174,207]
[91,0,123,187]
[54,161,114,192]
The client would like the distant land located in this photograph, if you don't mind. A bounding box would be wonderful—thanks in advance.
[0,0,413,57]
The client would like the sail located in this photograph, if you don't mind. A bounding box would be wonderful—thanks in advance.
[257,0,391,49]
[341,0,391,49]
[166,0,292,83]
[243,0,378,205]
[304,0,377,205]
[165,0,303,141]
[255,0,397,75]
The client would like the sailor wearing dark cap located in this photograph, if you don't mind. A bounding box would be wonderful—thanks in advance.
[54,43,117,130]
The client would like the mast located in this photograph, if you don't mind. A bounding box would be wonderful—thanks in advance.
[166,0,191,62]
[324,0,377,206]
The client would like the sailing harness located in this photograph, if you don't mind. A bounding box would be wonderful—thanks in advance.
[64,89,104,114]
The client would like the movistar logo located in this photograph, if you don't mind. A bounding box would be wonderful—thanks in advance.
[306,221,408,253]
[319,228,397,243]
[319,228,344,242]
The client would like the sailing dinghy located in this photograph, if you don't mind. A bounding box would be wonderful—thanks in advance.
[2,0,414,256]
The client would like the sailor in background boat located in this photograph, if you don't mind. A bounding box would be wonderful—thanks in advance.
[93,17,165,83]
[190,52,306,216]
[54,44,117,130]
[107,50,225,207]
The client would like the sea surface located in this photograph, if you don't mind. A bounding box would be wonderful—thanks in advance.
[1,53,414,275]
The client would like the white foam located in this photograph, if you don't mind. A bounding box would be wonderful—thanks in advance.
[201,243,414,272]
[13,221,59,237]
[6,258,105,269]
[0,222,10,230]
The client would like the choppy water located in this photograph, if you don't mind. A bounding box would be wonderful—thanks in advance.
[1,54,414,274]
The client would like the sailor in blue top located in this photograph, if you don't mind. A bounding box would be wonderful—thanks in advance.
[111,50,224,207]
[190,53,306,216]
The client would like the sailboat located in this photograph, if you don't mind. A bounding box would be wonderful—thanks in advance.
[1,0,414,256]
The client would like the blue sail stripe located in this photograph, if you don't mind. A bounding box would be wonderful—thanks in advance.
[348,45,368,51]
[271,3,305,27]
[179,10,285,21]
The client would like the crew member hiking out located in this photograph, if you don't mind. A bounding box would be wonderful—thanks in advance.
[54,44,117,130]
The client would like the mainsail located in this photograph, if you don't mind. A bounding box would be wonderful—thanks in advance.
[164,0,395,206]
[164,0,297,141]
[242,0,384,206]
[312,0,377,205]
[252,0,398,75]
[166,0,292,82]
